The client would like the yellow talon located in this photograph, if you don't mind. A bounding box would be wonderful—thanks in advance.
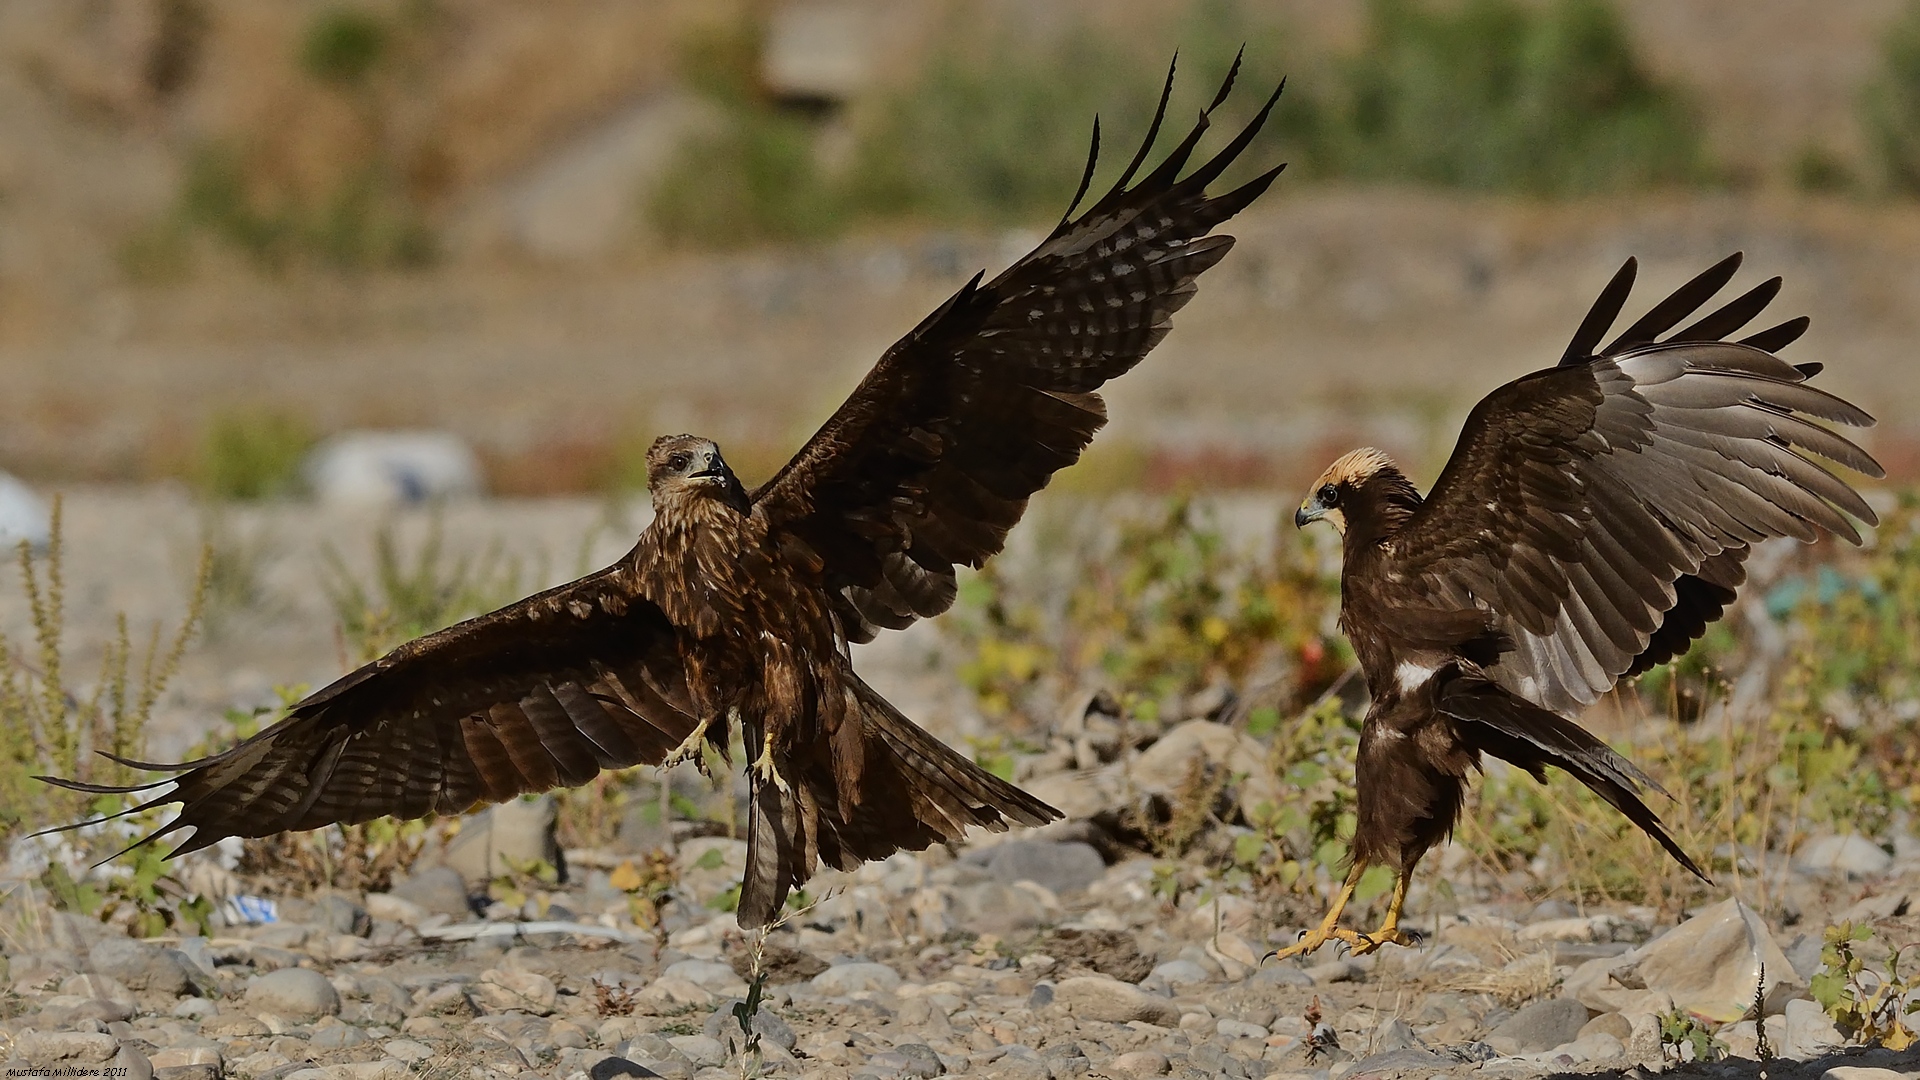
[1265,863,1364,962]
[750,743,790,794]
[1347,871,1415,956]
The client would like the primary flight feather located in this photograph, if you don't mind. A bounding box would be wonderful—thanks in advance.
[45,57,1288,928]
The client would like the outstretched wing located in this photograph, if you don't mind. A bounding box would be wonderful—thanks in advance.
[1386,254,1883,714]
[750,57,1286,640]
[44,554,696,856]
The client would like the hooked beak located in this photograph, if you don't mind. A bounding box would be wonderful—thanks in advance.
[1294,500,1323,529]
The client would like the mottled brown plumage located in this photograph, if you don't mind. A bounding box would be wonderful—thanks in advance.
[45,58,1288,927]
[1281,253,1884,958]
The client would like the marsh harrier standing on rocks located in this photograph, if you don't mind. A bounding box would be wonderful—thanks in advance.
[48,59,1287,927]
[1284,252,1883,958]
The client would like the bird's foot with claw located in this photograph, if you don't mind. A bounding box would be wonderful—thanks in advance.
[658,722,715,774]
[750,746,791,794]
[1265,925,1374,962]
[1348,925,1420,956]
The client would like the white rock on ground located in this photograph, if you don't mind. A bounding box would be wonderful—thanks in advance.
[1565,896,1799,1020]
[244,968,341,1020]
[1794,833,1894,878]
[0,471,50,551]
[304,430,483,507]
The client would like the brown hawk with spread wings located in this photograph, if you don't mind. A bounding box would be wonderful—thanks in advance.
[1284,252,1883,957]
[48,60,1287,927]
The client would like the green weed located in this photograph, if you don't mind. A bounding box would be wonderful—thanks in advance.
[1812,921,1920,1050]
[194,408,316,500]
[0,502,209,835]
[320,516,528,662]
[1864,2,1920,195]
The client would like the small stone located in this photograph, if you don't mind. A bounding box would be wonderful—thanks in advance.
[1820,1069,1909,1080]
[1216,1018,1268,1039]
[811,961,902,996]
[974,840,1106,896]
[667,1033,726,1068]
[1148,958,1212,989]
[89,937,191,995]
[1110,1050,1171,1076]
[172,996,219,1021]
[202,1011,272,1037]
[664,959,747,996]
[1486,997,1589,1053]
[383,1039,434,1064]
[310,1021,370,1049]
[703,1001,796,1052]
[949,880,1048,935]
[1372,1017,1418,1052]
[891,1042,944,1078]
[1052,975,1180,1026]
[1569,897,1800,1020]
[1577,1012,1632,1041]
[475,968,558,1015]
[1794,834,1893,878]
[59,968,137,999]
[1785,997,1845,1057]
[364,892,428,927]
[149,1046,224,1076]
[1555,1032,1625,1062]
[386,866,470,917]
[316,895,373,937]
[246,968,342,1020]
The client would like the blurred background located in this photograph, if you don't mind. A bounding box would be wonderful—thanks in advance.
[6,0,1920,497]
[2,2,1919,959]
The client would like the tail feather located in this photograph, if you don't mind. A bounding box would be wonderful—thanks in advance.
[1440,679,1709,882]
[736,676,1061,927]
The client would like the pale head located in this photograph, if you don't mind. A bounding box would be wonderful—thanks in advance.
[1295,447,1398,535]
[646,434,742,501]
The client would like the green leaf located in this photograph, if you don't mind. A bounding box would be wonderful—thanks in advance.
[694,848,725,871]
[1246,706,1280,739]
[1354,864,1396,904]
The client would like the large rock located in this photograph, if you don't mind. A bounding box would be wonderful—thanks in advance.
[15,1031,119,1065]
[1485,997,1589,1054]
[1052,975,1180,1026]
[1132,720,1284,821]
[89,938,191,996]
[1564,897,1800,1021]
[1021,719,1285,824]
[970,840,1105,896]
[305,430,483,507]
[0,472,50,552]
[245,968,341,1020]
[442,795,564,886]
[1794,834,1893,878]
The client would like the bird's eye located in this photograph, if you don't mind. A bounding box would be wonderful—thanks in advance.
[668,452,691,471]
[1318,483,1339,506]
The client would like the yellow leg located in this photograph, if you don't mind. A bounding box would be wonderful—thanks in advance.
[1349,871,1417,955]
[1266,861,1374,961]
[660,706,733,772]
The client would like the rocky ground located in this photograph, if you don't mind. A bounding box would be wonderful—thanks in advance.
[0,820,1916,1080]
[1,493,1917,1080]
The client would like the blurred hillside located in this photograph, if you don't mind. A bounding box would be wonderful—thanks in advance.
[3,0,1920,491]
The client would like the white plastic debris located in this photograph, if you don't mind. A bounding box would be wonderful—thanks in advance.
[0,471,51,552]
[304,431,484,507]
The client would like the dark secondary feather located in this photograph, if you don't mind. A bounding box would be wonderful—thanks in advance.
[751,54,1287,640]
[44,557,698,856]
[1392,254,1883,714]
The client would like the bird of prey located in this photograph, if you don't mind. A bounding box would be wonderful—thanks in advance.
[1283,252,1882,957]
[47,60,1287,928]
